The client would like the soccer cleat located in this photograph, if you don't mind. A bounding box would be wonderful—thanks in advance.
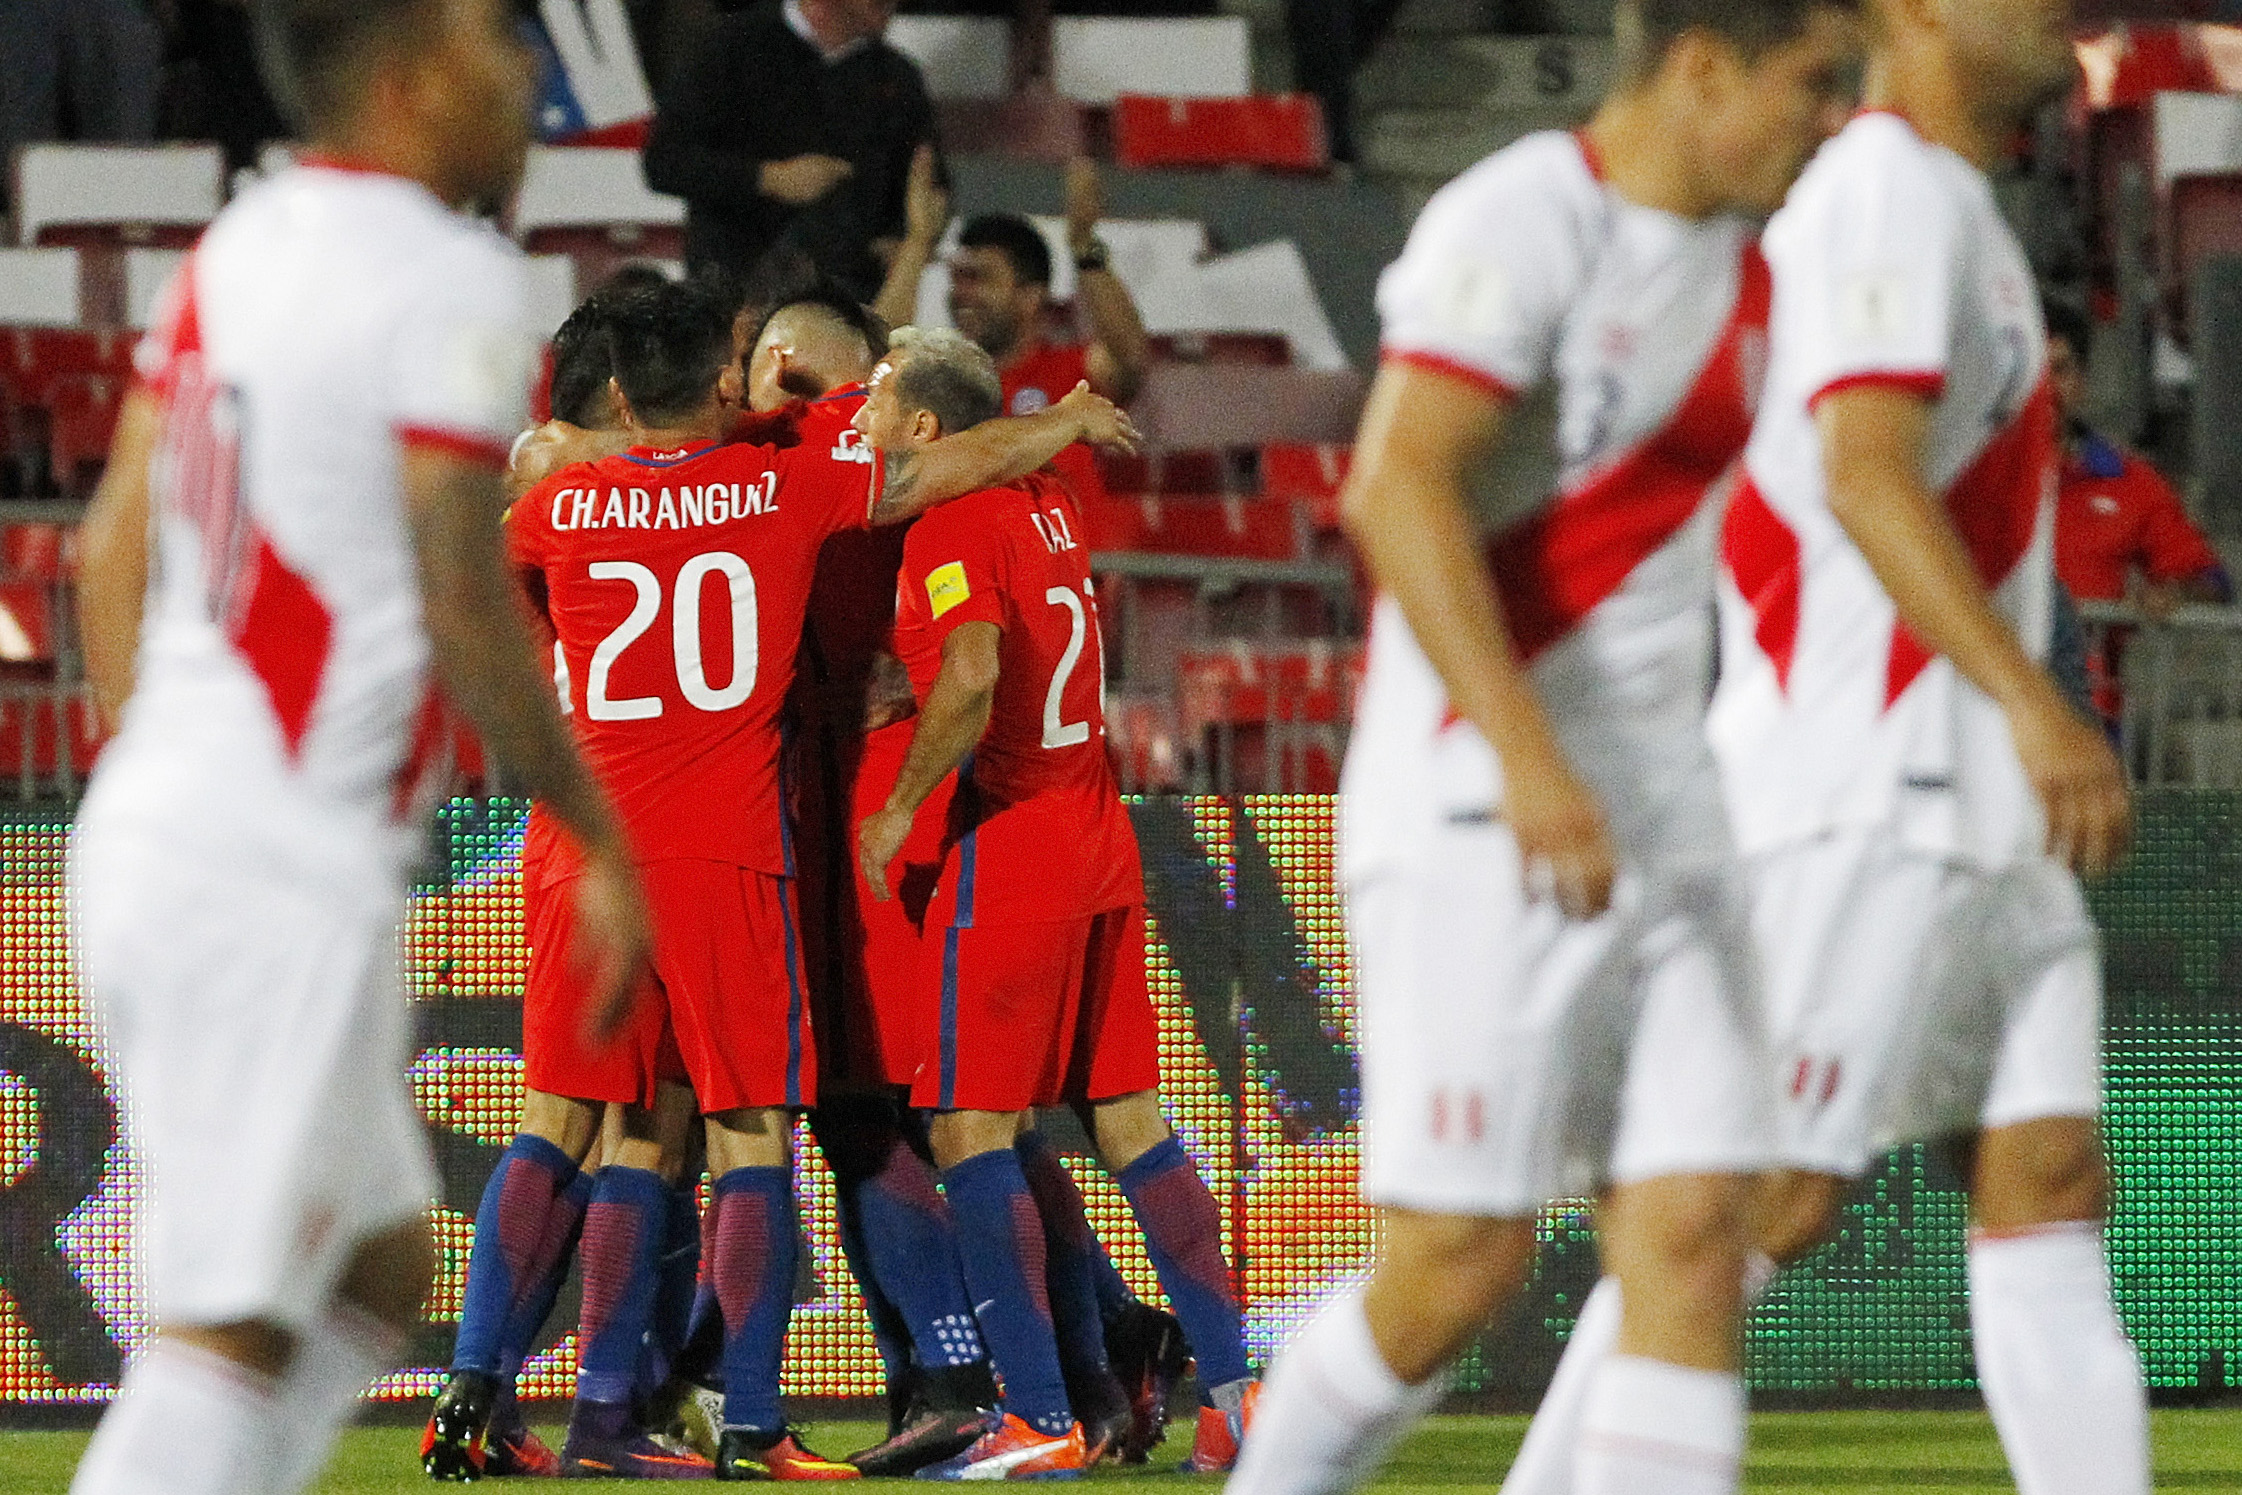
[1104,1302,1190,1461]
[664,1382,726,1461]
[715,1427,865,1481]
[914,1414,1089,1482]
[560,1427,715,1479]
[423,1370,499,1482]
[1067,1372,1133,1466]
[484,1422,561,1478]
[847,1404,995,1477]
[1180,1382,1260,1474]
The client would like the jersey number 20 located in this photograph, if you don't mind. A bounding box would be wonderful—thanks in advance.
[585,553,758,720]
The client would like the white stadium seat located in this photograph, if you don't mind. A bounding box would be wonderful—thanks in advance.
[1050,19,1252,105]
[14,143,225,247]
[0,249,82,327]
[511,145,685,239]
[123,248,188,331]
[886,17,1012,102]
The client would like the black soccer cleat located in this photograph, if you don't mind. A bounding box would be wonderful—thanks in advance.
[846,1403,996,1478]
[1104,1301,1192,1462]
[421,1370,499,1482]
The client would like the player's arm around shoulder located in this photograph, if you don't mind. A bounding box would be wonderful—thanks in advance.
[868,382,1140,525]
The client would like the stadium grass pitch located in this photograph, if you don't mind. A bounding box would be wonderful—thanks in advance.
[3,1411,2239,1491]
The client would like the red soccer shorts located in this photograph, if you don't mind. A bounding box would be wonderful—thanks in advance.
[910,904,1162,1113]
[639,858,819,1112]
[521,827,679,1107]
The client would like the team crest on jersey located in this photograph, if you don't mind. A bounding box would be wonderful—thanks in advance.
[926,561,971,618]
[830,427,875,465]
[1010,387,1050,415]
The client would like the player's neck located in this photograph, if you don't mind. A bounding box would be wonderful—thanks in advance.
[1863,51,2013,172]
[306,122,471,208]
[627,416,726,451]
[1582,94,1721,220]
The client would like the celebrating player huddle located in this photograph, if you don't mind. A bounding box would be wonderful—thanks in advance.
[60,0,2155,1492]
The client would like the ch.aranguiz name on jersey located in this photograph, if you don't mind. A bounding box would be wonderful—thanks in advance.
[543,425,874,532]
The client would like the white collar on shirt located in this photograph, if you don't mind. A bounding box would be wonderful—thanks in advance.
[783,0,871,63]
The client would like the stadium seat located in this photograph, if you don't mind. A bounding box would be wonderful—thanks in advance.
[0,684,103,798]
[123,248,188,330]
[0,582,54,666]
[1081,492,1299,561]
[1260,443,1351,532]
[1175,641,1360,793]
[1105,686,1185,793]
[1146,332,1290,366]
[1133,365,1367,450]
[1,525,69,582]
[1112,95,1331,174]
[886,17,1011,100]
[14,144,225,249]
[1098,449,1235,497]
[0,249,82,328]
[1051,18,1252,105]
[512,146,685,289]
[47,377,124,497]
[2168,172,2242,293]
[2,328,135,407]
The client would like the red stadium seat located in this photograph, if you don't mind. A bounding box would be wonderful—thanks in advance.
[2,328,135,407]
[1146,332,1291,366]
[47,377,124,496]
[1175,641,1360,792]
[0,582,55,666]
[1082,492,1299,561]
[1106,687,1185,793]
[1112,94,1330,174]
[1097,449,1233,498]
[0,684,104,796]
[1,525,69,582]
[1260,443,1351,531]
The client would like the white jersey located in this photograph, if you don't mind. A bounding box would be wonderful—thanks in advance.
[1343,131,1768,879]
[1710,112,2057,869]
[79,161,536,891]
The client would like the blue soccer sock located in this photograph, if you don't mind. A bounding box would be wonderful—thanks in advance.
[1117,1137,1252,1394]
[942,1149,1075,1437]
[711,1166,798,1437]
[452,1134,585,1381]
[1014,1130,1114,1382]
[634,1176,703,1403]
[571,1165,670,1408]
[821,1106,987,1374]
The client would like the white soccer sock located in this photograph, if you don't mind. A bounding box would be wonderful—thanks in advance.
[1968,1225,2150,1495]
[1503,1254,1771,1495]
[269,1304,407,1495]
[1500,1275,1623,1495]
[1226,1289,1447,1495]
[1574,1355,1744,1495]
[71,1338,281,1495]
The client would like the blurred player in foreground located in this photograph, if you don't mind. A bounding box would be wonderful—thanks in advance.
[505,282,1140,1481]
[855,328,1259,1480]
[1227,4,1859,1494]
[1504,4,2153,1495]
[68,2,652,1492]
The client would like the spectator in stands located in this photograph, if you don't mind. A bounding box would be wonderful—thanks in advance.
[2049,299,2231,618]
[162,0,290,174]
[0,0,163,207]
[640,0,941,303]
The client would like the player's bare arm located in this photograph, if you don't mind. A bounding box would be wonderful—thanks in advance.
[1066,158,1150,404]
[1818,386,2131,876]
[401,445,652,1036]
[871,143,950,331]
[1344,363,1616,919]
[505,419,630,501]
[869,381,1139,524]
[79,386,161,733]
[857,619,1001,900]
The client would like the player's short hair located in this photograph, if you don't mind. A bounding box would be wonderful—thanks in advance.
[602,280,735,427]
[1616,0,1860,79]
[2043,298,2092,361]
[887,325,1004,435]
[744,271,890,365]
[957,215,1053,290]
[251,0,441,132]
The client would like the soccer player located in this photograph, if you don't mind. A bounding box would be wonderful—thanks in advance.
[1223,5,1860,1495]
[854,327,1259,1481]
[1499,5,2154,1495]
[67,3,653,1494]
[505,283,1139,1481]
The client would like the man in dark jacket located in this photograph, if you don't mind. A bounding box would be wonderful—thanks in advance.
[642,0,940,301]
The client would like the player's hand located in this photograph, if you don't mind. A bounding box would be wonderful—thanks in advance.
[2008,687,2132,877]
[858,804,915,902]
[903,143,950,247]
[1505,753,1617,921]
[1064,156,1102,254]
[761,154,854,206]
[569,844,655,1044]
[1056,381,1140,454]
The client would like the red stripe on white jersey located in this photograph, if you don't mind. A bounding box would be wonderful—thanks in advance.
[1722,474,1803,691]
[227,530,335,758]
[1884,377,2056,706]
[398,422,511,469]
[1486,246,1771,664]
[1379,348,1522,404]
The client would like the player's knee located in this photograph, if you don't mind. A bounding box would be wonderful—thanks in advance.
[1976,1118,2108,1228]
[1379,1211,1535,1320]
[1611,1176,1750,1306]
[1087,1090,1169,1171]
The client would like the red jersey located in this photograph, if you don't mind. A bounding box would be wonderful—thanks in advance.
[2054,431,2222,602]
[892,472,1142,924]
[1001,339,1107,510]
[507,386,879,874]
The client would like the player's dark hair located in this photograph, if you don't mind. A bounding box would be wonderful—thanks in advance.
[547,293,627,430]
[888,326,1004,435]
[251,0,441,133]
[1617,0,1859,79]
[958,214,1054,290]
[601,281,735,428]
[743,270,890,365]
[2043,298,2092,362]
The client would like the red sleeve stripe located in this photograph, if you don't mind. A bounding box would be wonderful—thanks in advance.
[1379,348,1522,403]
[1807,370,1947,413]
[397,423,513,469]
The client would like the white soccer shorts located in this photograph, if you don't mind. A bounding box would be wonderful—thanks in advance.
[1348,817,1773,1218]
[70,825,437,1335]
[1749,829,2103,1177]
